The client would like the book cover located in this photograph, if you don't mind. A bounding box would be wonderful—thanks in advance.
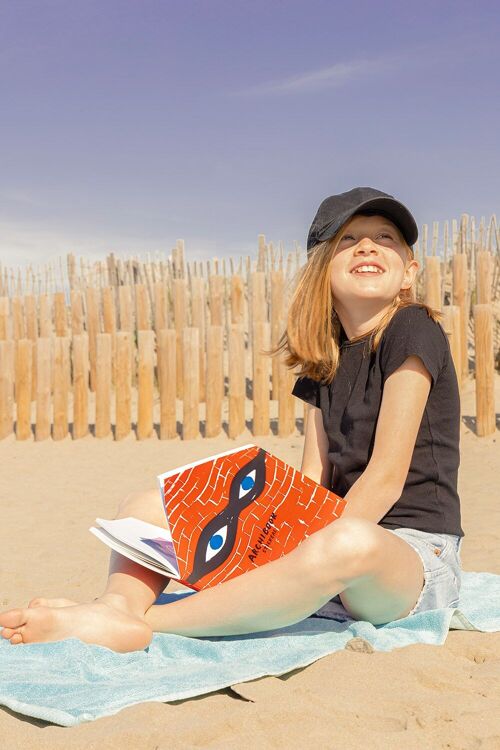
[156,442,346,590]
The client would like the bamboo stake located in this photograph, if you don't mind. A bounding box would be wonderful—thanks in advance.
[278,334,295,437]
[95,333,112,438]
[476,251,493,305]
[35,337,51,441]
[54,292,67,336]
[228,323,245,439]
[85,287,100,392]
[474,304,495,436]
[70,290,85,335]
[173,279,186,399]
[452,253,468,381]
[135,283,151,331]
[190,276,206,403]
[205,325,223,438]
[424,256,442,311]
[182,327,200,440]
[39,294,52,337]
[0,297,10,339]
[443,305,462,390]
[12,297,25,339]
[15,339,32,439]
[0,340,14,438]
[252,321,270,436]
[270,269,285,400]
[137,330,155,439]
[72,334,89,439]
[53,336,70,440]
[115,332,132,440]
[157,329,177,440]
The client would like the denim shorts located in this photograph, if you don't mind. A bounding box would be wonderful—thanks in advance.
[324,527,463,619]
[388,527,463,615]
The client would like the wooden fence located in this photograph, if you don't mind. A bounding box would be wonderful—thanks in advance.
[0,214,499,442]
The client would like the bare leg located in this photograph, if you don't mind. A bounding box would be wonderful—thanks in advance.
[144,517,424,637]
[1,491,424,650]
[0,489,170,652]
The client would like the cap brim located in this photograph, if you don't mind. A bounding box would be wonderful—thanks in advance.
[313,196,418,250]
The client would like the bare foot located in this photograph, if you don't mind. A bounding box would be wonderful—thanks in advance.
[0,600,152,653]
[28,597,77,608]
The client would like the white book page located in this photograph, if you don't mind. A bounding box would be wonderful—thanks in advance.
[92,517,180,577]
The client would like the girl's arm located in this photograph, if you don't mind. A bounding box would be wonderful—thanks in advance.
[300,403,332,487]
[341,354,432,522]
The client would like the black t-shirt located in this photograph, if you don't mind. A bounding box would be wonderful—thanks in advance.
[292,305,463,537]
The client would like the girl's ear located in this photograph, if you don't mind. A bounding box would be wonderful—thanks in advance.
[401,258,419,290]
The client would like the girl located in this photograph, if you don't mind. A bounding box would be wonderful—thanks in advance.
[0,186,463,653]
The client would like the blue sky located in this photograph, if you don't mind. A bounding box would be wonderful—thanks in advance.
[1,0,499,268]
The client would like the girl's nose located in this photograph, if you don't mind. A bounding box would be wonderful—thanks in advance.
[354,238,379,254]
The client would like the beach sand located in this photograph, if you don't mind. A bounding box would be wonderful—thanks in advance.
[0,374,499,749]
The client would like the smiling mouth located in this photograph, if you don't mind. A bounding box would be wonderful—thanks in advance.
[351,266,385,275]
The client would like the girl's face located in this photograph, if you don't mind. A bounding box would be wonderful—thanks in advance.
[329,214,419,318]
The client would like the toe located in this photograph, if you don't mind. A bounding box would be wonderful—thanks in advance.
[0,609,26,630]
[9,633,23,645]
[1,627,18,639]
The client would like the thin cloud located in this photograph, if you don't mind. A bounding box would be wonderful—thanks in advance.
[237,56,394,96]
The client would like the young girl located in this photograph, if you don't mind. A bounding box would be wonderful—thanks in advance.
[0,186,463,653]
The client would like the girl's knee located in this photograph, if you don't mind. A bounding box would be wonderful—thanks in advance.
[301,517,381,584]
[116,488,164,523]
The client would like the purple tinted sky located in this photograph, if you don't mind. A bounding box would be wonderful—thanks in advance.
[1,0,499,266]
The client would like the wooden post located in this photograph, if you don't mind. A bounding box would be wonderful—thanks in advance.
[208,274,224,326]
[442,306,462,390]
[474,304,495,436]
[115,332,132,440]
[70,290,85,335]
[278,338,295,437]
[424,256,441,311]
[173,279,187,399]
[39,294,52,337]
[95,333,112,438]
[0,340,14,438]
[182,327,200,440]
[118,285,134,332]
[54,292,67,336]
[85,287,100,392]
[25,294,38,400]
[252,321,270,436]
[154,282,168,334]
[12,297,25,339]
[452,253,468,381]
[230,275,245,324]
[135,283,151,331]
[15,339,32,439]
[157,329,177,439]
[476,251,493,305]
[205,325,223,438]
[137,330,155,439]
[72,334,89,439]
[35,337,51,441]
[190,276,206,403]
[270,269,285,400]
[102,287,117,334]
[53,336,70,440]
[0,297,10,339]
[228,323,245,439]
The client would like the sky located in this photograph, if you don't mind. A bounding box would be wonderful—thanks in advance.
[0,0,499,269]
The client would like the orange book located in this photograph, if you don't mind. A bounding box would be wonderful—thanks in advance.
[90,443,346,591]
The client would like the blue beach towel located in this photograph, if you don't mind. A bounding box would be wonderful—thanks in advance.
[0,571,498,727]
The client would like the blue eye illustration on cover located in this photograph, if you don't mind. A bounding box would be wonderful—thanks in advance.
[185,449,266,585]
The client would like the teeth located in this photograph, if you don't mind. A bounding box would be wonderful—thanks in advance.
[352,265,383,274]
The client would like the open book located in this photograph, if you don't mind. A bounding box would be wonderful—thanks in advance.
[90,443,346,591]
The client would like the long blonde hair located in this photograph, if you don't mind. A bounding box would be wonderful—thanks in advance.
[269,215,442,384]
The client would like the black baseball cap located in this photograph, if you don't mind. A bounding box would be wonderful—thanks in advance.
[307,187,418,256]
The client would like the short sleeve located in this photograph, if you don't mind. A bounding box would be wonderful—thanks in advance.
[291,375,321,408]
[380,306,448,387]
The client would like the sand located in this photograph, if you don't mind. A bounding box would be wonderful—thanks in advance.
[0,374,499,749]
